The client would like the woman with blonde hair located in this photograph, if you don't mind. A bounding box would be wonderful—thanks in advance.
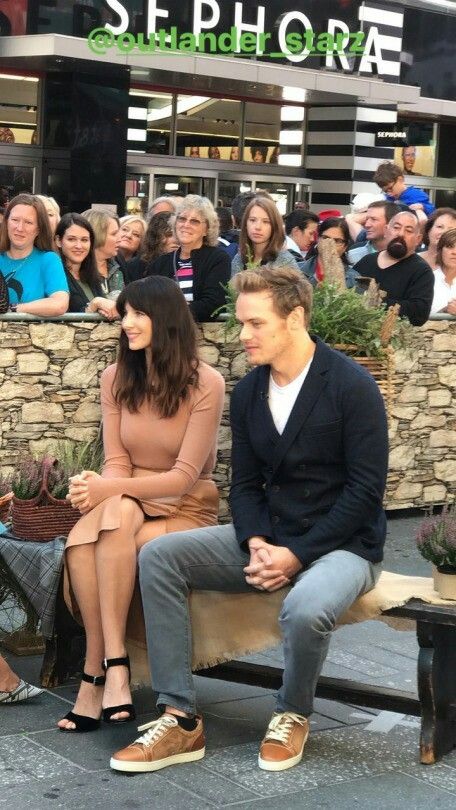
[58,275,224,732]
[146,195,230,321]
[231,196,299,275]
[117,215,147,263]
[81,209,123,319]
[35,194,60,235]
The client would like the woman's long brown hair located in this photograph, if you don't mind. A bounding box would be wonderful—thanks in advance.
[238,196,286,268]
[114,276,199,418]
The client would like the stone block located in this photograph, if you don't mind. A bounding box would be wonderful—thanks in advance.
[89,322,121,342]
[230,352,249,380]
[390,405,418,421]
[30,323,75,351]
[429,430,456,448]
[410,414,445,430]
[17,352,50,374]
[0,349,16,367]
[64,427,98,442]
[388,445,415,470]
[0,380,43,401]
[398,385,428,403]
[432,333,456,352]
[423,484,447,503]
[428,389,452,407]
[392,349,418,374]
[198,344,219,365]
[392,482,423,500]
[73,400,101,423]
[22,402,64,424]
[434,459,456,482]
[29,438,60,457]
[62,358,98,388]
[438,365,456,387]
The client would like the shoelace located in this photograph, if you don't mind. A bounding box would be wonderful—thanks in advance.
[265,712,306,744]
[134,714,178,746]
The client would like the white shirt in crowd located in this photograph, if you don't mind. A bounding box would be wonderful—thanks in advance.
[431,267,456,314]
[268,359,313,435]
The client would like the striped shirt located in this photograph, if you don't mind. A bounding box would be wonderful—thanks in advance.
[175,256,194,302]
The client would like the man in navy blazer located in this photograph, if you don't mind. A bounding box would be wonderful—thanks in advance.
[112,265,389,775]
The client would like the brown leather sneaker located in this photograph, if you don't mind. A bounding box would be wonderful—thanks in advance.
[258,711,309,771]
[110,713,205,773]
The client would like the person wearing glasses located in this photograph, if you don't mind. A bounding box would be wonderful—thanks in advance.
[144,195,231,322]
[299,217,358,288]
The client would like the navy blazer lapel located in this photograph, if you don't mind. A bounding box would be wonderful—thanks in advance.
[256,365,280,442]
[271,339,331,474]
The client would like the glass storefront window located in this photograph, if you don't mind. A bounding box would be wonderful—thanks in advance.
[153,174,215,201]
[125,173,150,217]
[0,165,34,202]
[0,75,39,145]
[255,182,293,215]
[176,96,241,160]
[244,102,280,164]
[128,91,172,155]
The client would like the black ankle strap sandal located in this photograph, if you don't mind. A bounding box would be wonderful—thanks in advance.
[59,671,106,733]
[102,655,136,724]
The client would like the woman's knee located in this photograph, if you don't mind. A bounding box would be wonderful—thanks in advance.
[119,496,143,526]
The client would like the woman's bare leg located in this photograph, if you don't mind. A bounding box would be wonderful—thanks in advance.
[96,497,144,720]
[0,653,20,692]
[57,543,104,729]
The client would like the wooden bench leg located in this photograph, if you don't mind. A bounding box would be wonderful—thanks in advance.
[417,621,456,764]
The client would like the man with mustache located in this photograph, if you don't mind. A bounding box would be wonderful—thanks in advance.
[353,211,434,326]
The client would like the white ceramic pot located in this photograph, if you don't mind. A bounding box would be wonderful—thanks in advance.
[433,566,456,600]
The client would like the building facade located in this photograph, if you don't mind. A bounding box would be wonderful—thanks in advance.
[0,0,455,215]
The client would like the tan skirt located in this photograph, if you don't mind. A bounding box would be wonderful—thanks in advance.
[64,478,219,651]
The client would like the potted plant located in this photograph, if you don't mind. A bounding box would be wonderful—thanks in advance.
[11,440,103,541]
[415,505,456,599]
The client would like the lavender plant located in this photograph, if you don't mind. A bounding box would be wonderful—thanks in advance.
[415,505,456,570]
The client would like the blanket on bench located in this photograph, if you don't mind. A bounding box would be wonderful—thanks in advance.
[128,570,456,685]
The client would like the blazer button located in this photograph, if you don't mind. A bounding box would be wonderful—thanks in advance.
[272,485,280,493]
[302,519,309,528]
[303,489,310,498]
[273,515,280,525]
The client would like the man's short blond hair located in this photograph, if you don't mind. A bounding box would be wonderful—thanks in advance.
[232,264,313,326]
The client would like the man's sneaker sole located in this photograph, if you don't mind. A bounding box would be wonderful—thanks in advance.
[110,746,205,773]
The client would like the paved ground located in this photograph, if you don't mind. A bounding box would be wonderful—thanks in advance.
[1,513,456,809]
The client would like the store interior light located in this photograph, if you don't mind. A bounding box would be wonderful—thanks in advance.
[278,154,302,167]
[0,73,39,82]
[279,130,303,146]
[282,86,306,103]
[165,183,179,191]
[281,106,305,122]
[240,184,252,192]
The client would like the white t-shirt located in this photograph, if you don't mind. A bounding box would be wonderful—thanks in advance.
[431,267,456,314]
[268,359,313,435]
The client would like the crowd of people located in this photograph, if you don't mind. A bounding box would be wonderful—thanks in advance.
[0,161,455,772]
[0,160,455,322]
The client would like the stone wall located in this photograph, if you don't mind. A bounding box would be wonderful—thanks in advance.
[0,316,455,517]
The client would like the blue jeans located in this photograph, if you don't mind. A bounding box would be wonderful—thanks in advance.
[138,523,380,716]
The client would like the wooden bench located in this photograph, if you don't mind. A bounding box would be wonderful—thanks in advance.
[197,600,456,765]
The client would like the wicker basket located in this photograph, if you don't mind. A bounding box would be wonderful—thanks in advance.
[333,344,396,423]
[0,491,12,524]
[12,458,80,542]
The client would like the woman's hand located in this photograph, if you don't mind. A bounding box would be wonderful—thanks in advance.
[86,298,119,320]
[68,470,109,513]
